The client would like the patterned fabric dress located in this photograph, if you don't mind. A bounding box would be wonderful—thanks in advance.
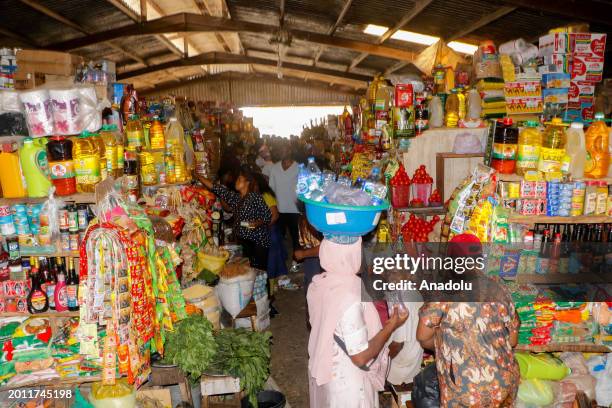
[419,299,520,408]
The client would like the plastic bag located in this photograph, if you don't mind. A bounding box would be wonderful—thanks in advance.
[515,352,569,380]
[588,353,612,406]
[453,132,483,154]
[324,183,372,206]
[517,379,554,406]
[558,352,589,375]
[79,85,109,132]
[412,363,440,408]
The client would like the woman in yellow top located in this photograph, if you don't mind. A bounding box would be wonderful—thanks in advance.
[254,173,292,293]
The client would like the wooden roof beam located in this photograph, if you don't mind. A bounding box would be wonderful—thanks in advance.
[49,13,416,62]
[346,0,432,72]
[116,51,371,83]
[500,0,612,27]
[385,61,409,75]
[0,28,37,47]
[313,0,354,66]
[18,0,148,66]
[446,6,517,42]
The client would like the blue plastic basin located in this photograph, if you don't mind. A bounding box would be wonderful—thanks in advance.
[299,195,389,236]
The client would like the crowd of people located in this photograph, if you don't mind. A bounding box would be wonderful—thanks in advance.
[197,136,520,408]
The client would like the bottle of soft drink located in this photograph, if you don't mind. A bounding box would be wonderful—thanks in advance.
[296,163,309,196]
[306,157,322,194]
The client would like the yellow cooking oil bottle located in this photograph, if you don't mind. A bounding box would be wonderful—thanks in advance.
[125,114,144,148]
[149,116,166,150]
[139,150,158,185]
[165,117,187,183]
[72,132,101,193]
[91,132,108,181]
[99,124,121,178]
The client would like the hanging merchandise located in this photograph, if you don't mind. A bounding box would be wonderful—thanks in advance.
[584,112,610,178]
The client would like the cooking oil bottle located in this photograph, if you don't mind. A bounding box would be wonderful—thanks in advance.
[72,132,101,193]
[149,116,165,150]
[444,89,460,127]
[165,117,187,183]
[100,124,119,178]
[125,114,144,148]
[516,121,542,176]
[139,150,157,185]
[91,132,107,181]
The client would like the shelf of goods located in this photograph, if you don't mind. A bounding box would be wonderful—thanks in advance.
[0,311,79,318]
[514,273,612,284]
[515,343,610,353]
[0,193,95,205]
[0,375,101,391]
[508,214,611,225]
[395,206,446,215]
[497,174,612,184]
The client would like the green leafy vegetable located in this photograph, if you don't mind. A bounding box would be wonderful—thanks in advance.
[163,315,217,382]
[212,329,272,408]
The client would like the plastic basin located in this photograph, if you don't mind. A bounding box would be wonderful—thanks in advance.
[299,195,389,236]
[241,390,286,408]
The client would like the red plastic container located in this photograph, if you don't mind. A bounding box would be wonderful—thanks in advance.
[391,184,410,208]
[47,136,76,196]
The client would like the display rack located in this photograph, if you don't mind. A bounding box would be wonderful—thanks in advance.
[508,214,610,225]
[0,375,101,392]
[0,311,79,318]
[515,343,610,353]
[0,193,96,205]
[497,174,612,184]
[395,206,446,215]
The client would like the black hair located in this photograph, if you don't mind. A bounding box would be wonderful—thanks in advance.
[253,172,275,197]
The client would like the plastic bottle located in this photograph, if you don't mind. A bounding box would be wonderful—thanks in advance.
[125,114,144,148]
[516,121,542,176]
[538,118,568,175]
[66,257,79,311]
[565,122,587,179]
[140,150,158,185]
[491,117,519,174]
[0,143,27,198]
[306,156,322,194]
[467,88,482,120]
[54,269,68,312]
[19,138,52,197]
[296,163,309,195]
[363,167,388,205]
[100,124,119,178]
[457,89,466,120]
[149,116,165,150]
[47,136,76,196]
[429,96,444,128]
[165,118,187,183]
[444,89,460,127]
[91,132,107,181]
[584,112,610,179]
[72,132,101,193]
[27,258,48,314]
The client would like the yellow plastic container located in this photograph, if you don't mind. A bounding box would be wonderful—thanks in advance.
[584,112,610,179]
[538,117,568,174]
[0,146,27,198]
[165,118,187,183]
[125,114,144,148]
[139,150,157,186]
[516,121,542,176]
[149,116,165,150]
[444,90,460,127]
[100,124,119,178]
[91,133,107,181]
[73,132,101,193]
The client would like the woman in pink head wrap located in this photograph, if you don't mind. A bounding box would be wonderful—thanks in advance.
[307,237,408,407]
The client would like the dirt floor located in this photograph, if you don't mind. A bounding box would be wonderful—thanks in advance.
[269,274,309,408]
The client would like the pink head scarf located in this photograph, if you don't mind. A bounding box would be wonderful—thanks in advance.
[307,238,387,387]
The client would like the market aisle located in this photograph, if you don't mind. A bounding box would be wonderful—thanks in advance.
[269,278,310,408]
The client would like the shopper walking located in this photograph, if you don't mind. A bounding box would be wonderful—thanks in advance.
[307,237,408,408]
[268,142,300,251]
[195,168,271,270]
[294,204,322,292]
[416,233,519,408]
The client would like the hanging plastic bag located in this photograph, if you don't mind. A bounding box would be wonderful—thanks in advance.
[453,132,483,154]
[429,96,443,128]
[517,379,554,406]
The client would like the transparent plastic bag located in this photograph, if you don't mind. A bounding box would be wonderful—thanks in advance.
[453,132,483,154]
[517,379,554,406]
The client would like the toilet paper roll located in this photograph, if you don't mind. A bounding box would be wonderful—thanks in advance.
[19,89,54,137]
[50,88,82,135]
[499,38,527,55]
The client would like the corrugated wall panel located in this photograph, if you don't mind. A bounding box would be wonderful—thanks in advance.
[145,77,356,106]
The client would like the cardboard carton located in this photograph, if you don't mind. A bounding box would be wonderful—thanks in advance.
[570,33,607,57]
[539,33,570,56]
[571,55,604,82]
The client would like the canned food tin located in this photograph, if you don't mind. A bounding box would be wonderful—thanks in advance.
[58,208,69,231]
[69,233,79,251]
[60,231,70,251]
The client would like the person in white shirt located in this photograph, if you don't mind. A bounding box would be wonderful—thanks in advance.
[386,299,424,386]
[268,142,300,250]
[256,144,274,178]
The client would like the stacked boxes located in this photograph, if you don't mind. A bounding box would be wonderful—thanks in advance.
[504,80,543,115]
[539,32,607,122]
[14,49,83,90]
[0,49,17,90]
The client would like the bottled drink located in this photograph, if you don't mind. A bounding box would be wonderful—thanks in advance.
[66,257,79,311]
[565,122,587,178]
[149,116,165,150]
[415,102,429,136]
[123,153,140,202]
[73,132,101,193]
[584,112,610,179]
[19,138,51,197]
[516,121,542,176]
[165,118,187,182]
[47,136,76,196]
[306,157,322,194]
[296,163,309,196]
[466,88,482,120]
[429,96,443,128]
[27,258,49,314]
[457,88,466,120]
[125,114,144,148]
[0,244,9,282]
[491,117,519,174]
[536,228,551,274]
[45,258,57,310]
[54,267,68,312]
[91,132,108,181]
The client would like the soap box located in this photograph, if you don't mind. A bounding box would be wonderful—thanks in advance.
[542,73,571,88]
[570,33,607,58]
[571,55,605,82]
[542,88,569,104]
[568,80,595,104]
[539,33,569,56]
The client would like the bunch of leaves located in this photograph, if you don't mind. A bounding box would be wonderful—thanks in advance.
[211,328,272,407]
[163,315,218,382]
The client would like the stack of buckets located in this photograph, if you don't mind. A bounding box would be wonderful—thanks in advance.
[0,138,51,198]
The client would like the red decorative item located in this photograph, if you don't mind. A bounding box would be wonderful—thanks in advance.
[401,214,440,243]
[429,189,442,207]
[390,164,411,208]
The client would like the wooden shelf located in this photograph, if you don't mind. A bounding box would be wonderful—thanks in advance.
[0,193,95,205]
[0,375,101,391]
[436,153,484,159]
[514,273,612,284]
[18,251,80,258]
[508,214,611,225]
[0,311,79,318]
[498,174,612,184]
[515,343,610,353]
[395,206,446,215]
